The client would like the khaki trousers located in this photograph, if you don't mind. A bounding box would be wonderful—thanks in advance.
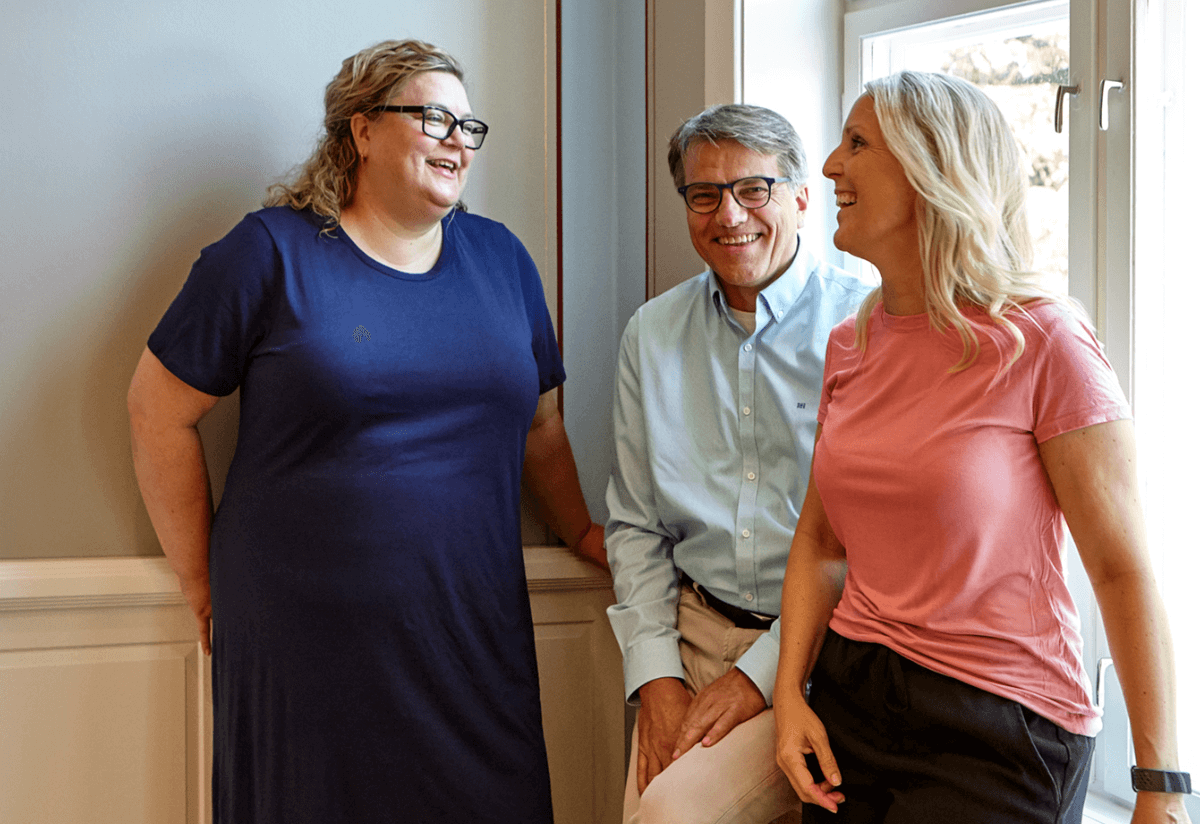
[622,586,802,824]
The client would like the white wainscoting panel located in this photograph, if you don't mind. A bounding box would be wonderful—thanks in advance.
[0,558,209,824]
[0,551,621,824]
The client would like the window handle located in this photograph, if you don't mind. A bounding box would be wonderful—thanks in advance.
[1054,84,1079,134]
[1100,79,1125,131]
[1096,656,1115,709]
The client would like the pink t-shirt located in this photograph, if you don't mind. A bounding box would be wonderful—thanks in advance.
[815,301,1130,736]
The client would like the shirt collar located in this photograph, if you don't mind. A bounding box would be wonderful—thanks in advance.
[706,235,813,324]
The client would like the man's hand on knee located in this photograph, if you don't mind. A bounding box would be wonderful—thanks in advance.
[670,667,766,761]
[637,678,692,794]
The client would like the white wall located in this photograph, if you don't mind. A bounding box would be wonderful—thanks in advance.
[744,0,847,270]
[0,0,640,558]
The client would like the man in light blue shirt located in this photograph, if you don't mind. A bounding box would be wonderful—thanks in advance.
[607,104,873,824]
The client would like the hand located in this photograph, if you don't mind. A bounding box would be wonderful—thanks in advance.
[670,667,766,760]
[1131,792,1193,824]
[176,572,212,655]
[572,522,609,574]
[636,678,692,793]
[775,685,843,813]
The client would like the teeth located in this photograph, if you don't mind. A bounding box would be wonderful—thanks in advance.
[836,194,856,206]
[430,159,457,171]
[717,234,758,245]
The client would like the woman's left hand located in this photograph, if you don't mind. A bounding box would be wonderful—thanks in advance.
[775,684,844,813]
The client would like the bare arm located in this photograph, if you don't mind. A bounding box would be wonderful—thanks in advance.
[1039,420,1190,824]
[523,390,607,572]
[127,347,220,654]
[774,425,849,813]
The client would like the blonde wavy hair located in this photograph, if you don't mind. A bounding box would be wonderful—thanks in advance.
[264,39,466,228]
[855,70,1072,371]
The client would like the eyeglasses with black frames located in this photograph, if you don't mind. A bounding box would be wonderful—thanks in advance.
[373,105,489,149]
[677,176,794,214]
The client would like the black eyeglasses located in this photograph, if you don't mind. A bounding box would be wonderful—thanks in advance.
[677,176,794,214]
[373,105,489,149]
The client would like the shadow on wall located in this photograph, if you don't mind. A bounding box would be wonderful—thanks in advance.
[0,161,269,559]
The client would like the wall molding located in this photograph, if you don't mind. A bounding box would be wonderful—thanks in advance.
[0,548,612,611]
[0,557,184,612]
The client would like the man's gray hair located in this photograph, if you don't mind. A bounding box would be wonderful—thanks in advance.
[667,104,808,189]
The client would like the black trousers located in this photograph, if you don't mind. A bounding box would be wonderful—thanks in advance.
[803,631,1094,824]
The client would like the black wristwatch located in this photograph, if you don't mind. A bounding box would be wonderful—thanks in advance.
[1131,767,1192,793]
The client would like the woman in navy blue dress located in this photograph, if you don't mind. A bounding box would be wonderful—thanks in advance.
[127,39,605,823]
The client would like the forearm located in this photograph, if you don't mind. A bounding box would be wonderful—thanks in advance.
[775,454,846,703]
[130,418,214,585]
[1093,570,1182,771]
[775,544,845,701]
[522,409,593,550]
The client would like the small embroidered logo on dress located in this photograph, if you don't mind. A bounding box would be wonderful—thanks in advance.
[796,402,807,409]
[353,325,371,343]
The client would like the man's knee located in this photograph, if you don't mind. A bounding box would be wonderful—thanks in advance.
[635,768,703,824]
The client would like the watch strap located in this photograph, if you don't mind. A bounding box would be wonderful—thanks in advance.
[1131,767,1192,793]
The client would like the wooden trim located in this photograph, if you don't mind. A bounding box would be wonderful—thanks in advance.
[0,557,183,612]
[0,550,609,611]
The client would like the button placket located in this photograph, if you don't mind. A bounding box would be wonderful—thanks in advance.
[733,331,762,609]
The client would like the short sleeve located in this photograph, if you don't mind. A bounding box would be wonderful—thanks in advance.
[817,316,857,424]
[511,231,565,395]
[147,213,278,396]
[1029,306,1131,443]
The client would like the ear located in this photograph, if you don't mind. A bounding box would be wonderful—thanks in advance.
[794,184,810,229]
[349,111,373,162]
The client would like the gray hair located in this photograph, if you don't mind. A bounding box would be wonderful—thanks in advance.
[666,104,808,189]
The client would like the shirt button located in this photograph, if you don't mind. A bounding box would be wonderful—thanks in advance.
[747,472,756,481]
[742,529,751,538]
[742,406,751,416]
[744,593,754,602]
[743,343,753,352]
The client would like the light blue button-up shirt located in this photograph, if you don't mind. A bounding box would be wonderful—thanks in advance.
[605,242,873,704]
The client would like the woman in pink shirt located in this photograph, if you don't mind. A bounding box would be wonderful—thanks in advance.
[773,71,1190,824]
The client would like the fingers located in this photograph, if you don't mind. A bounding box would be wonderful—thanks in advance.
[197,614,212,656]
[776,700,843,813]
[811,736,842,795]
[670,703,732,758]
[671,670,765,758]
[777,751,843,814]
[670,713,709,759]
[637,738,670,794]
[636,717,674,795]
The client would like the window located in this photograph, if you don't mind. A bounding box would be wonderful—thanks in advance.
[1131,0,1199,799]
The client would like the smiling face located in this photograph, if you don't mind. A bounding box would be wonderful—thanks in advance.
[351,70,475,227]
[682,139,807,312]
[822,94,920,269]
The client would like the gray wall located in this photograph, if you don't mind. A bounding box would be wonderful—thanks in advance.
[744,0,847,272]
[0,0,644,559]
[562,0,647,518]
[646,0,848,298]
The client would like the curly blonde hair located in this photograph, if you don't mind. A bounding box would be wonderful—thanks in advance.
[264,39,465,228]
[855,71,1074,371]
